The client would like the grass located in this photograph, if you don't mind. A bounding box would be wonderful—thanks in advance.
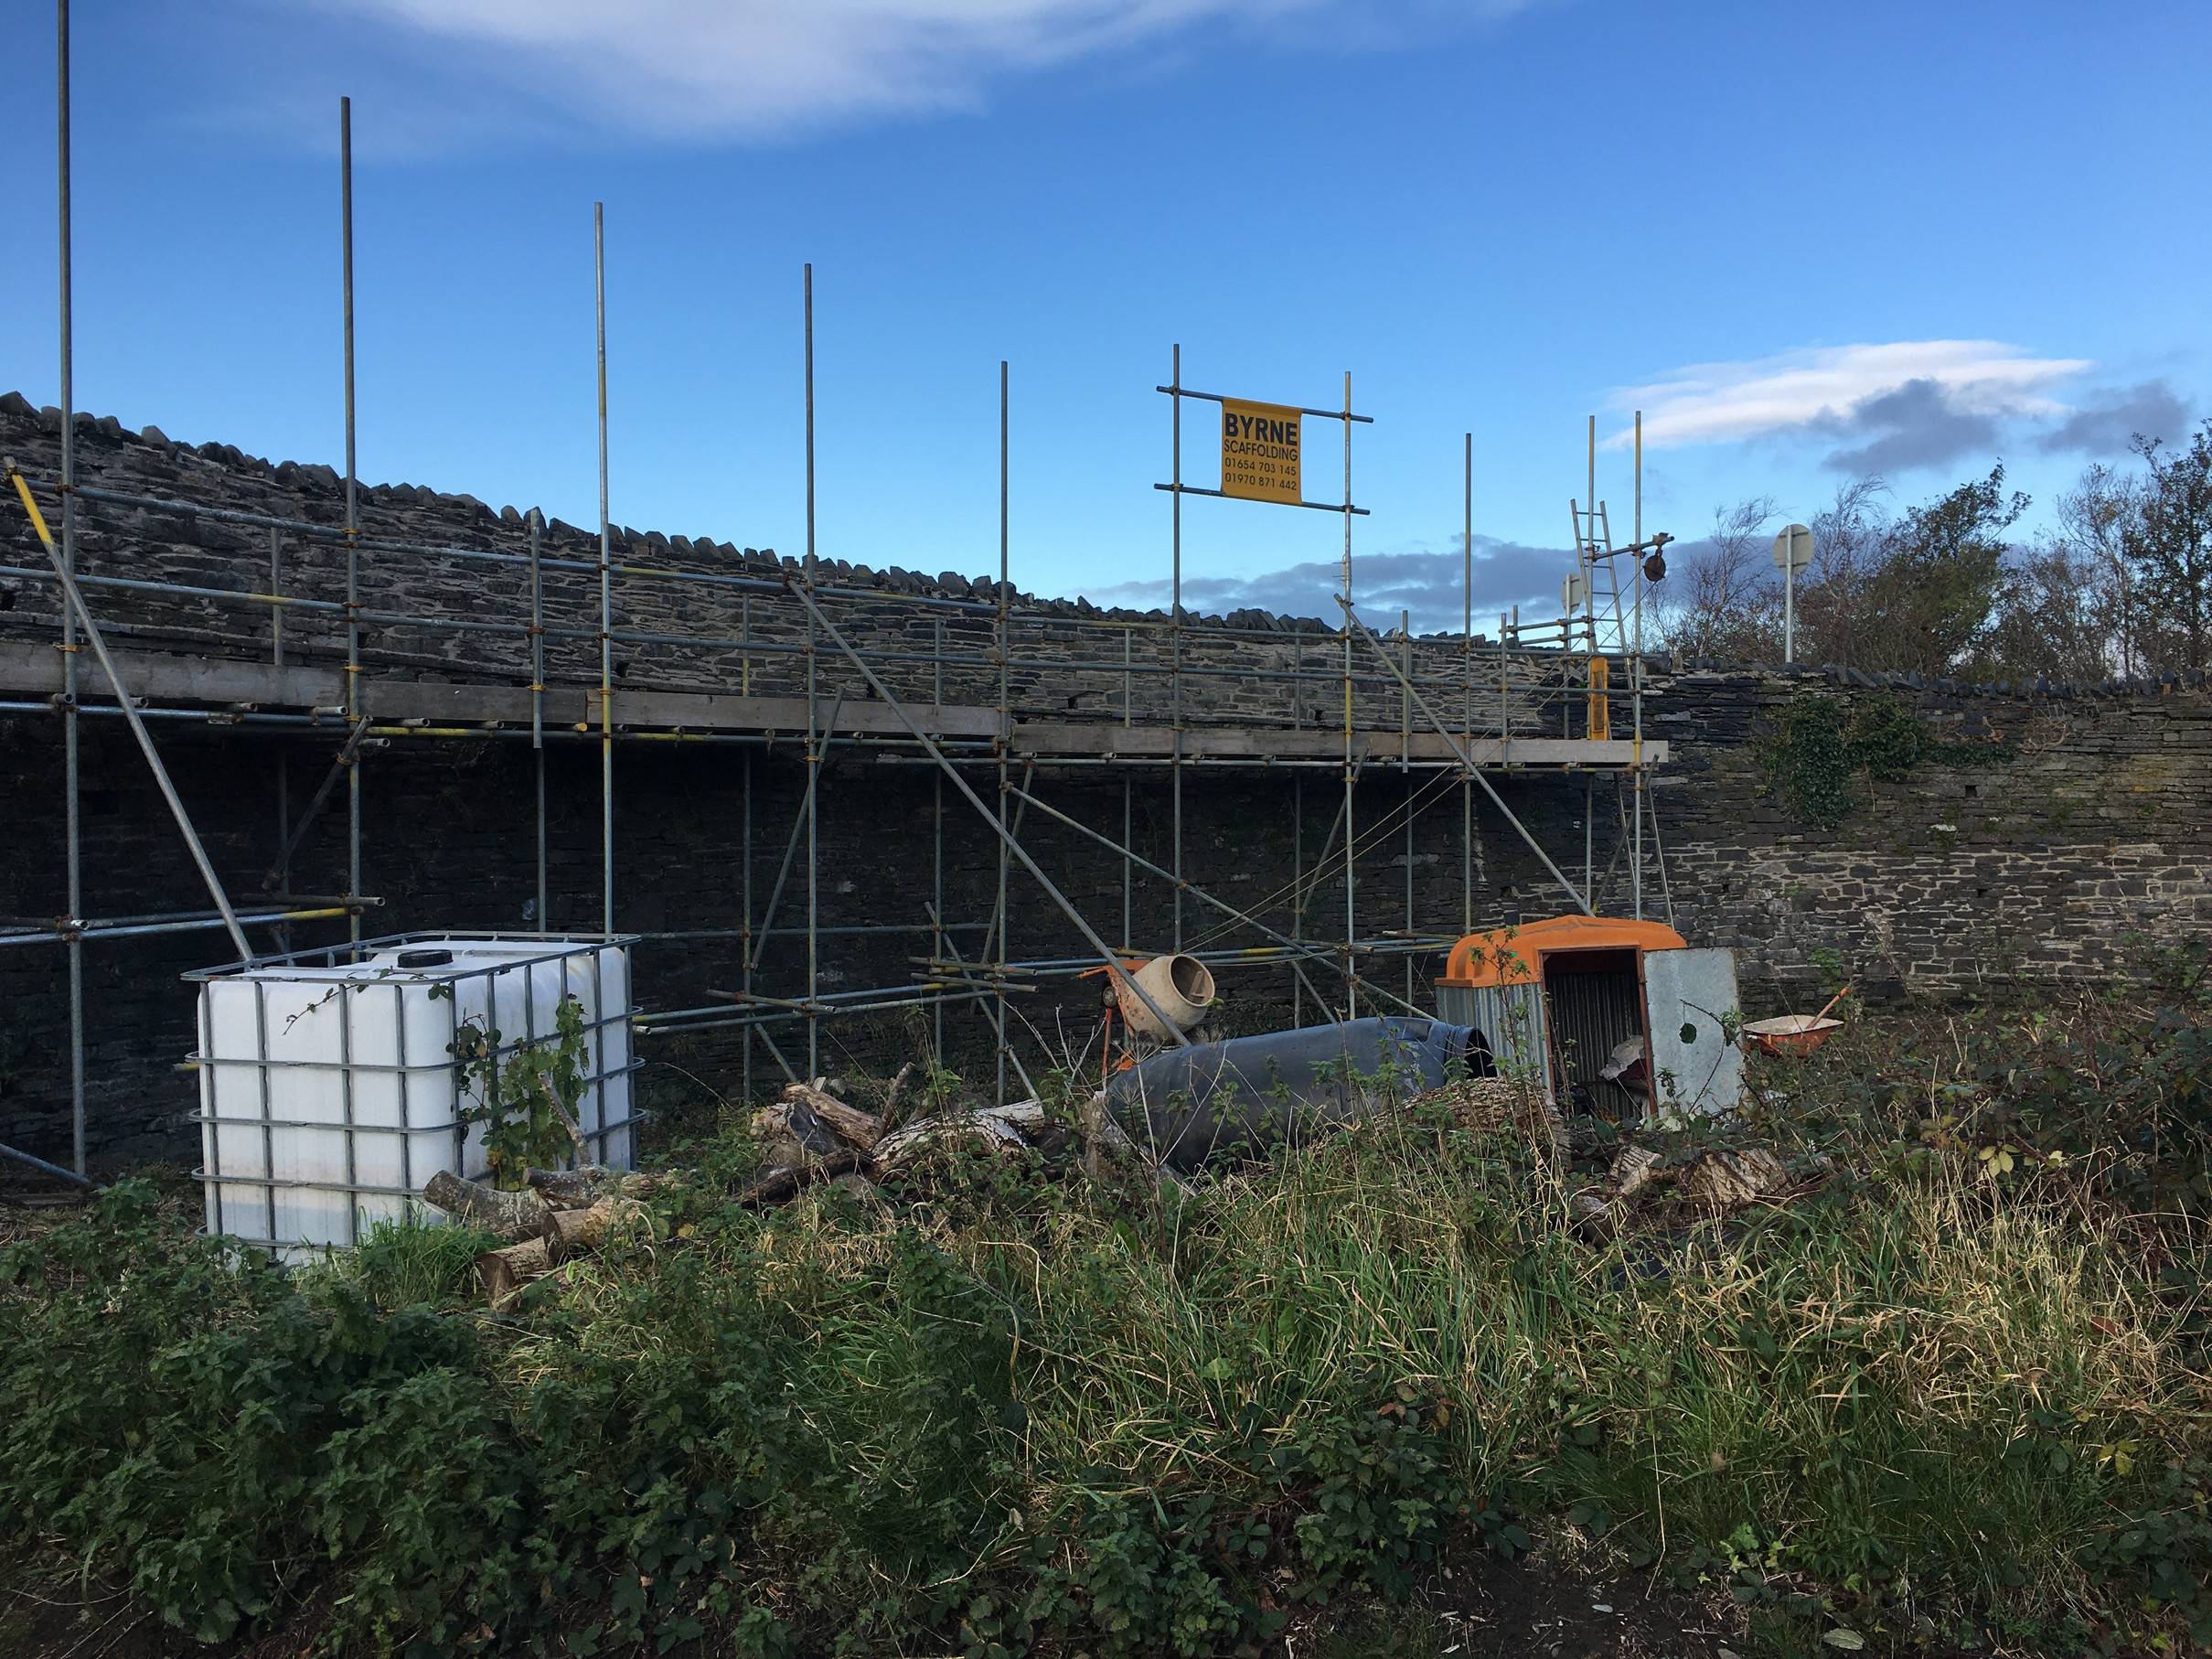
[300,1214,507,1306]
[0,960,2207,1656]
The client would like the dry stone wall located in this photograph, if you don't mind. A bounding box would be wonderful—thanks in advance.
[0,396,1578,737]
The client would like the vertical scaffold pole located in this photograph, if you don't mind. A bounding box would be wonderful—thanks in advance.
[1290,769,1302,1026]
[57,0,85,1172]
[742,597,755,1104]
[1632,409,1645,922]
[802,263,818,1078]
[996,359,1010,1106]
[1170,345,1183,952]
[1341,371,1355,1018]
[743,594,753,1099]
[594,203,614,937]
[340,95,361,948]
[1121,625,1133,953]
[741,792,755,1103]
[933,616,946,1065]
[272,525,293,953]
[1401,608,1412,1010]
[1585,414,1598,649]
[1500,607,1511,760]
[1461,432,1472,938]
[529,508,547,928]
[1583,414,1596,903]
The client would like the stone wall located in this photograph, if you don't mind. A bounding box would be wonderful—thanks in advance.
[0,394,1582,738]
[2,396,2207,1167]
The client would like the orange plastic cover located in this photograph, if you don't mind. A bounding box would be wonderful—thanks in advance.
[1438,915,1687,989]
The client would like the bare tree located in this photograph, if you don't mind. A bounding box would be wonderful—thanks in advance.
[1646,425,2207,680]
[2047,461,2143,676]
[1793,476,1890,667]
[1656,495,1779,659]
[1978,542,2119,682]
[2125,422,2212,673]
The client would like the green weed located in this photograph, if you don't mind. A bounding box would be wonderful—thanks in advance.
[1,964,2207,1655]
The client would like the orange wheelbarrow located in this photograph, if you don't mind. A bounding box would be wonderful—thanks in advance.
[1742,985,1851,1058]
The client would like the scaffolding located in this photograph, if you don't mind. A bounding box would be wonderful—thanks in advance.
[0,4,1672,1183]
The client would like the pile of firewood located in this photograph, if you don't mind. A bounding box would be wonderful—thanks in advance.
[420,1069,1078,1303]
[741,1070,1054,1205]
[422,1064,1824,1299]
[1566,1142,1822,1238]
[420,1164,666,1306]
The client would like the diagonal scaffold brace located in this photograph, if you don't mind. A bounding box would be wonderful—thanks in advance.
[1002,779,1434,1021]
[783,574,1195,1048]
[1336,593,1594,919]
[7,461,253,962]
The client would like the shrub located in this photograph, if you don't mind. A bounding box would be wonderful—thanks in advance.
[2,978,2207,1654]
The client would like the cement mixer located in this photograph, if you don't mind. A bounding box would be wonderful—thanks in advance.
[1112,953,1216,1041]
[1086,952,1219,1089]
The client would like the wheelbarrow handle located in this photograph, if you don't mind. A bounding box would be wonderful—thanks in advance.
[1813,983,1854,1023]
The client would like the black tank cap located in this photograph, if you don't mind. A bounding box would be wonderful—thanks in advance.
[396,948,454,969]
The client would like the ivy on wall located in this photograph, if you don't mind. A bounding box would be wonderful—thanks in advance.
[1761,694,2014,827]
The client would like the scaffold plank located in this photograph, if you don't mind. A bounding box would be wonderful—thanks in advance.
[0,640,1665,766]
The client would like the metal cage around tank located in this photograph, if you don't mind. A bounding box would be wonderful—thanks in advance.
[185,932,641,1257]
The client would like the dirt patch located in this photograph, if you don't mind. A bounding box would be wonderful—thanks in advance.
[1304,1546,1741,1659]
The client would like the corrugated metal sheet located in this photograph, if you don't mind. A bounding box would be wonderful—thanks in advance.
[1545,969,1643,1088]
[1544,968,1650,1118]
[1438,982,1550,1096]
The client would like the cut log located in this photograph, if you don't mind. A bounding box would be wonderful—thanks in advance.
[738,1147,867,1208]
[1409,1076,1569,1161]
[1609,1144,1668,1204]
[1682,1148,1790,1211]
[1567,1183,1619,1239]
[525,1167,676,1206]
[753,1100,842,1157]
[979,1098,1046,1131]
[872,1110,1027,1174]
[476,1235,551,1306]
[783,1081,884,1151]
[827,1171,885,1205]
[474,1196,651,1303]
[548,1196,646,1252]
[1076,1091,1191,1197]
[1080,1091,1138,1182]
[525,1165,615,1209]
[880,1062,915,1133]
[423,1171,554,1242]
[756,1134,814,1172]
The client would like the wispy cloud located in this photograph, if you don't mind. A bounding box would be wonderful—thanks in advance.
[1813,379,2004,475]
[1082,535,1570,634]
[1604,341,2204,476]
[327,0,1535,141]
[1608,340,2089,453]
[2036,380,2189,455]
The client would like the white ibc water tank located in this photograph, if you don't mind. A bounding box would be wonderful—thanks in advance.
[189,934,637,1260]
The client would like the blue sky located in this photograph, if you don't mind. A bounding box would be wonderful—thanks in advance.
[5,0,2207,630]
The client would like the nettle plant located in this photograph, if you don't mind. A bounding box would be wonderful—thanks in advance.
[437,987,592,1188]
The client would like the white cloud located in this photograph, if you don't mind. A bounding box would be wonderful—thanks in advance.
[1085,535,1567,632]
[327,0,1526,140]
[1608,340,2091,451]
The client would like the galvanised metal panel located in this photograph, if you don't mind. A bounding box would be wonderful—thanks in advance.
[1643,947,1746,1115]
[1437,982,1551,1097]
